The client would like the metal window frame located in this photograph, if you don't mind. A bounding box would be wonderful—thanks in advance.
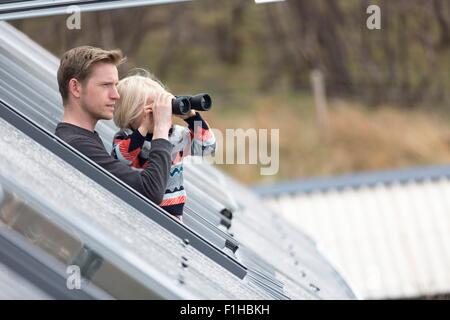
[0,100,247,280]
[0,0,192,21]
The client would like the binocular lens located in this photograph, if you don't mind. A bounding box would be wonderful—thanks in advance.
[172,93,213,115]
[172,97,191,115]
[190,94,212,111]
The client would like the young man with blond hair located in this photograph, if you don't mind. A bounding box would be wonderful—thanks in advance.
[55,46,174,205]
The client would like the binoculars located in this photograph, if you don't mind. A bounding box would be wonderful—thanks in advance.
[172,93,212,115]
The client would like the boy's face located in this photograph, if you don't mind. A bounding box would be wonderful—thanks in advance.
[79,62,120,121]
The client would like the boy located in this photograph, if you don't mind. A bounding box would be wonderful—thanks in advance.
[112,73,216,220]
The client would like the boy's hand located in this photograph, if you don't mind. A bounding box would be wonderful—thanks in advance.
[152,91,174,140]
[175,109,196,120]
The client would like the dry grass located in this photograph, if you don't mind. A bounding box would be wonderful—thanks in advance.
[198,96,450,185]
[326,101,450,174]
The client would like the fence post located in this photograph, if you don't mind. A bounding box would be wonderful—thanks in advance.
[310,69,329,137]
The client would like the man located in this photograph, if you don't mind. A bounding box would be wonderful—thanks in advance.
[55,46,174,204]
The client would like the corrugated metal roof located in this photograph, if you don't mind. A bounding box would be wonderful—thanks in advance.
[256,167,450,299]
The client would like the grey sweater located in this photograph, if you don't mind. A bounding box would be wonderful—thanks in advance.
[55,122,173,204]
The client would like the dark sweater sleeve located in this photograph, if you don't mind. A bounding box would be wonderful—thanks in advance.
[66,136,173,204]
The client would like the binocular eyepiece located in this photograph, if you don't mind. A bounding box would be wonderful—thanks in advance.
[172,93,212,115]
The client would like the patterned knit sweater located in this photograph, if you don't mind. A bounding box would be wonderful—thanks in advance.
[111,112,216,216]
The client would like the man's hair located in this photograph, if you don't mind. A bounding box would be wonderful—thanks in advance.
[114,70,165,130]
[57,46,125,104]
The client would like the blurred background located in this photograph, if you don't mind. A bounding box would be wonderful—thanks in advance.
[10,0,450,185]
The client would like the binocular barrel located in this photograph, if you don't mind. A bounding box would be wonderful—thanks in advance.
[172,93,212,115]
[172,96,191,115]
[188,94,212,111]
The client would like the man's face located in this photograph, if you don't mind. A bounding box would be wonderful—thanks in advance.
[79,62,120,121]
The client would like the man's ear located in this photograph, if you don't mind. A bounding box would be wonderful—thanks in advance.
[68,78,82,99]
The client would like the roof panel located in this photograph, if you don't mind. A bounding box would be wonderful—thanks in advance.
[260,171,450,299]
[0,115,271,299]
[0,262,52,299]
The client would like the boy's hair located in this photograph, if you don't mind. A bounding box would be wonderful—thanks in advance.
[113,69,166,130]
[57,46,125,104]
